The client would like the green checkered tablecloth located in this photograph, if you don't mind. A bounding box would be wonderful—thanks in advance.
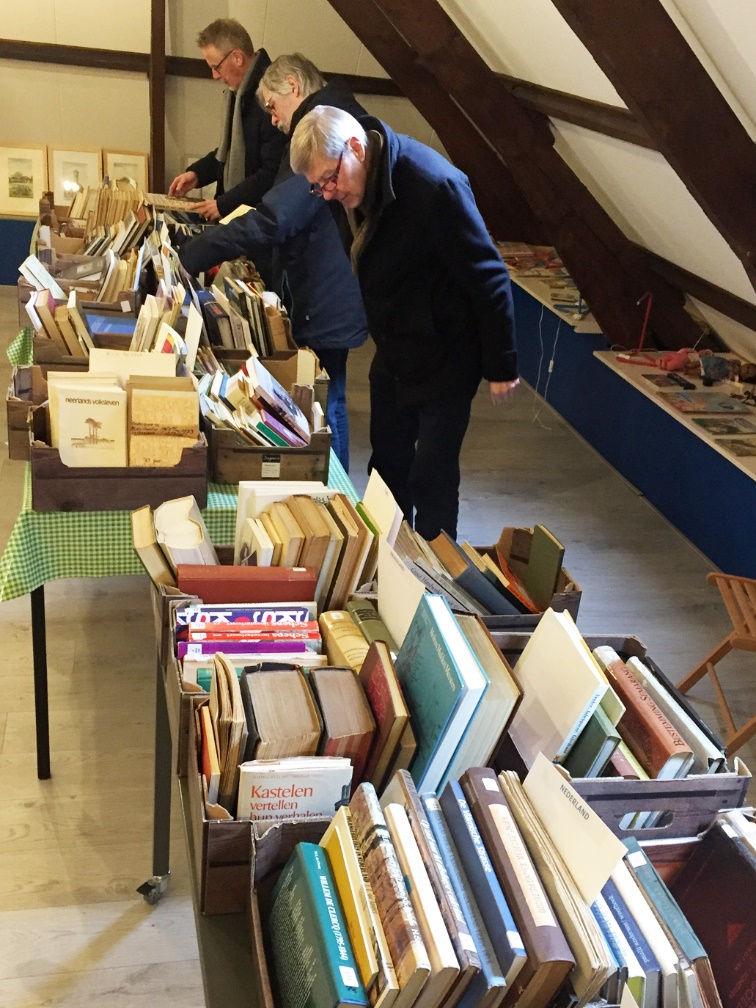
[7,328,32,367]
[0,456,357,603]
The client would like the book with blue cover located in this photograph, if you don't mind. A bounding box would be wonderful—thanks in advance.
[394,594,487,794]
[422,796,508,1008]
[270,842,369,1008]
[601,878,658,1008]
[438,781,527,991]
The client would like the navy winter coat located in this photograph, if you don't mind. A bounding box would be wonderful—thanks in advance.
[352,117,517,399]
[179,83,368,352]
[186,49,286,216]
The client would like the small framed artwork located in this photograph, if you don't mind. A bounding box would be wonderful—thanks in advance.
[103,150,149,190]
[0,144,47,216]
[48,147,102,207]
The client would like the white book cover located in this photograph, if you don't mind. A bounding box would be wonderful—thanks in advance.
[56,382,127,467]
[89,347,177,386]
[509,608,609,767]
[363,469,403,546]
[236,756,352,825]
[153,495,218,569]
[239,516,274,566]
[384,803,458,1008]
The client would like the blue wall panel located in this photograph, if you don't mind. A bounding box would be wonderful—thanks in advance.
[512,285,756,577]
[0,220,35,284]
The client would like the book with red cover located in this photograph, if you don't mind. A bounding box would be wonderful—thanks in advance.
[594,647,694,780]
[176,564,317,604]
[310,666,376,791]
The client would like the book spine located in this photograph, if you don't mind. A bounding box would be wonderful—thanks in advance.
[272,843,368,1008]
[422,797,507,1008]
[439,782,525,980]
[349,784,429,989]
[553,685,606,763]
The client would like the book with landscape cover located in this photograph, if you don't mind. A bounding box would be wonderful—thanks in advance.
[349,784,431,1008]
[358,641,410,791]
[269,842,369,1008]
[311,666,376,789]
[671,822,755,1008]
[439,781,527,992]
[237,756,352,826]
[320,807,400,1008]
[240,666,322,762]
[319,611,371,674]
[380,770,479,1005]
[384,803,461,1008]
[175,564,317,604]
[459,767,574,1008]
[422,796,508,1008]
[394,594,487,794]
[593,647,694,780]
[346,599,399,656]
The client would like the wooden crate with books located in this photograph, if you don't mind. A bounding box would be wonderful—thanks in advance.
[6,364,75,461]
[487,623,751,832]
[475,524,581,626]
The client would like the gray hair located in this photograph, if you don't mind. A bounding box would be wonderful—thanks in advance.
[257,54,326,105]
[196,19,254,56]
[290,106,367,175]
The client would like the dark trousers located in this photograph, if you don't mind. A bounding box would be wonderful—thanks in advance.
[368,359,474,540]
[318,348,350,473]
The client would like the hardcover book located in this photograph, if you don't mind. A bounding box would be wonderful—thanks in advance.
[358,641,410,791]
[240,666,322,762]
[349,784,430,1008]
[270,842,369,1008]
[311,666,376,788]
[394,594,486,794]
[237,756,352,826]
[175,564,317,604]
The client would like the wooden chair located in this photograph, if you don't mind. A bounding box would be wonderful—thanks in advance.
[677,572,756,755]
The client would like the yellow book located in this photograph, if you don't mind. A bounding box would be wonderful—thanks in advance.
[259,510,283,565]
[318,610,370,673]
[320,806,401,1008]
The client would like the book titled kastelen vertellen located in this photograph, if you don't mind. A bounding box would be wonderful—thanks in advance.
[237,756,352,826]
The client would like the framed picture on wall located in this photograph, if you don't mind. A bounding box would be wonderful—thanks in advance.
[0,144,47,217]
[103,150,149,190]
[48,148,102,207]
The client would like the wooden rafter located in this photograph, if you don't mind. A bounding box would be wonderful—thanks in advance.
[149,0,166,192]
[552,0,756,293]
[339,0,702,350]
[288,4,546,242]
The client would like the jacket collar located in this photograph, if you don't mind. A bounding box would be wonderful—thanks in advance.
[357,116,398,217]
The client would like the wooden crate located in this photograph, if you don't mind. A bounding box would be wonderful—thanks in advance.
[30,428,208,512]
[206,423,330,484]
[477,525,581,630]
[6,366,61,461]
[212,349,330,417]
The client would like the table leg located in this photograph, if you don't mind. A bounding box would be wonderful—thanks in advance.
[138,657,172,904]
[30,585,50,780]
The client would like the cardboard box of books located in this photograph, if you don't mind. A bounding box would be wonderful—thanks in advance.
[186,702,331,914]
[476,525,581,625]
[29,402,208,512]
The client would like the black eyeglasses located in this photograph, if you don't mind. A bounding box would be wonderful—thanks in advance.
[209,49,236,74]
[310,147,345,196]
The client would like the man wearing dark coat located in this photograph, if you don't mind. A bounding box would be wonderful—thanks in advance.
[168,19,285,222]
[179,55,369,472]
[290,106,519,540]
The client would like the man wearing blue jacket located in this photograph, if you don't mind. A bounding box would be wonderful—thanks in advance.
[179,55,368,472]
[290,106,519,540]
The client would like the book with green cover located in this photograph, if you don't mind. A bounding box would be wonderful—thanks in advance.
[522,525,564,610]
[346,598,399,655]
[270,842,370,1008]
[563,705,620,779]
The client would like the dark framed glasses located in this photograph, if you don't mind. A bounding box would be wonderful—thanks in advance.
[209,49,236,74]
[310,147,345,196]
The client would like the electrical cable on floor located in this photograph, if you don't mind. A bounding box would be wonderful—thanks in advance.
[532,312,562,430]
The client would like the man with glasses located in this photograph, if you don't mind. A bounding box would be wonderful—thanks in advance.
[167,19,284,225]
[290,106,519,541]
[178,54,368,472]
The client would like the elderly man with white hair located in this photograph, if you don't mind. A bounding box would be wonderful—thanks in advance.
[290,105,519,541]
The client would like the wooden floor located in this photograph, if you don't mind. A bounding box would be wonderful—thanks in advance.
[0,284,753,1007]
